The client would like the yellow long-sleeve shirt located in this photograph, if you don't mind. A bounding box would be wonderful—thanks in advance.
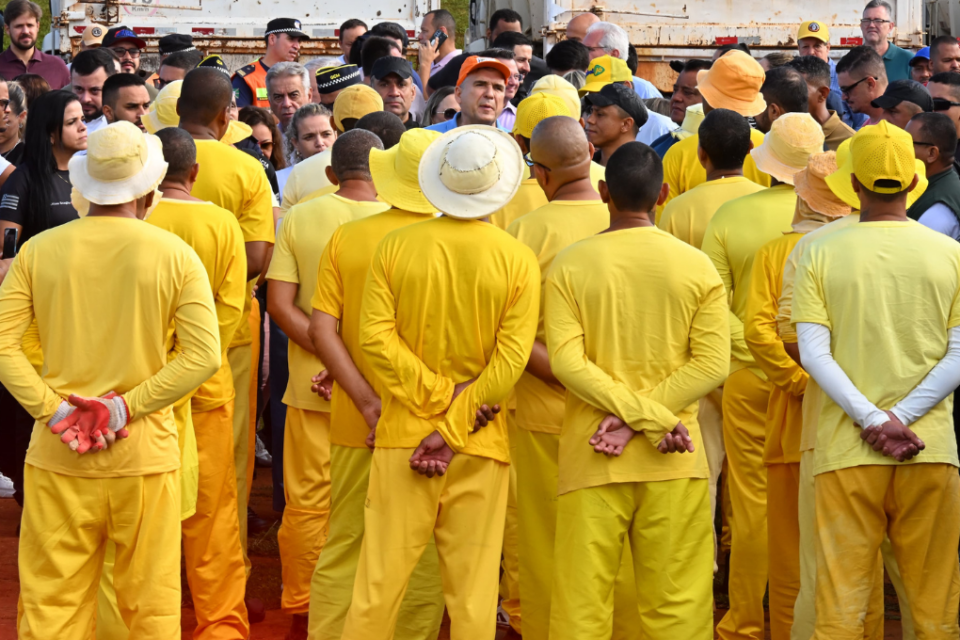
[280,148,332,214]
[268,193,390,412]
[656,176,765,247]
[359,216,539,463]
[506,199,609,433]
[192,139,275,348]
[0,216,221,478]
[313,208,436,448]
[701,184,796,378]
[544,227,729,494]
[745,232,807,464]
[658,129,771,216]
[148,198,247,412]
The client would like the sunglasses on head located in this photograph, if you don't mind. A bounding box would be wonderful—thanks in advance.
[933,98,960,111]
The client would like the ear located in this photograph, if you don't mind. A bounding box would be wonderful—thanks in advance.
[175,98,181,117]
[817,86,831,103]
[598,179,610,204]
[513,133,529,155]
[325,165,340,186]
[851,173,862,194]
[769,104,783,121]
[656,182,670,206]
[907,172,920,193]
[696,144,708,168]
[102,104,114,123]
[455,85,463,105]
[532,162,549,189]
[587,140,595,158]
[748,140,755,152]
[188,163,200,184]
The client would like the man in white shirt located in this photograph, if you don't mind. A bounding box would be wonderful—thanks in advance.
[71,47,117,134]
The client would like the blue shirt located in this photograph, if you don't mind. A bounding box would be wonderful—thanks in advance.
[632,76,663,100]
[650,131,680,158]
[425,112,510,133]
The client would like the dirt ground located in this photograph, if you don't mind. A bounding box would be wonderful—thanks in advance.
[0,469,905,640]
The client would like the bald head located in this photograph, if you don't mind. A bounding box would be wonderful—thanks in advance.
[178,68,233,125]
[566,13,600,42]
[530,116,591,184]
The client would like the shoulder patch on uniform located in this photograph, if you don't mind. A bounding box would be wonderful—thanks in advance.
[236,63,257,77]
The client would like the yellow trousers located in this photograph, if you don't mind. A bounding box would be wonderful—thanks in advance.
[227,343,252,574]
[813,464,959,640]
[308,445,444,640]
[498,410,522,634]
[19,465,181,640]
[341,448,508,640]
[514,427,641,640]
[699,388,726,564]
[717,368,772,640]
[548,478,713,640]
[768,463,800,640]
[182,402,250,640]
[278,407,332,614]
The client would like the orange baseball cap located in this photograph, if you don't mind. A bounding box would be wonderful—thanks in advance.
[457,56,512,87]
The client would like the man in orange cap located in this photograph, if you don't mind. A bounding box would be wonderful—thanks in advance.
[425,55,511,132]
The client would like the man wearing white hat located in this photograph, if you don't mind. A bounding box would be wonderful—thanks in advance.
[340,125,540,640]
[0,121,221,639]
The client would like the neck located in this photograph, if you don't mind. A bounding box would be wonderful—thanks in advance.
[872,39,890,56]
[861,102,884,121]
[608,210,655,230]
[438,41,455,58]
[335,179,379,202]
[0,132,20,155]
[87,201,139,219]
[52,146,73,171]
[181,121,220,141]
[706,167,744,181]
[812,103,832,125]
[549,176,599,202]
[158,179,199,201]
[860,200,908,222]
[929,161,953,177]
[599,136,634,166]
[459,112,493,127]
[262,52,284,68]
[10,43,34,65]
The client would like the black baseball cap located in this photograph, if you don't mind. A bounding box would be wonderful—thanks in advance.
[158,33,195,56]
[198,54,230,77]
[265,18,310,40]
[871,79,934,112]
[371,56,413,81]
[103,26,146,50]
[583,83,649,128]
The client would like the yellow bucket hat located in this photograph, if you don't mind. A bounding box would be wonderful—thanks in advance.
[220,120,253,145]
[369,128,441,214]
[513,92,572,138]
[825,129,928,209]
[697,50,767,117]
[750,112,826,185]
[333,84,383,132]
[530,74,581,118]
[793,151,851,220]
[142,80,182,134]
[580,55,632,95]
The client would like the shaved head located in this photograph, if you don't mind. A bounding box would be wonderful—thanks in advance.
[530,116,591,175]
[178,68,233,125]
[566,12,600,42]
[331,129,383,181]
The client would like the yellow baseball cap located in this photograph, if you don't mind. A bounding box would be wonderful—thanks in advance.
[750,113,825,185]
[798,20,830,44]
[580,55,632,95]
[369,128,441,214]
[530,74,581,118]
[332,84,383,132]
[513,93,572,138]
[851,120,918,193]
[825,129,928,209]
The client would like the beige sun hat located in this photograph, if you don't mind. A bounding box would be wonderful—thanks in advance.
[793,152,851,219]
[69,121,168,216]
[141,80,182,134]
[750,113,825,185]
[418,125,524,220]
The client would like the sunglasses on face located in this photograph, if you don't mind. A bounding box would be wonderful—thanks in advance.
[523,152,551,171]
[933,98,960,111]
[112,47,141,58]
[839,76,876,96]
[435,107,459,121]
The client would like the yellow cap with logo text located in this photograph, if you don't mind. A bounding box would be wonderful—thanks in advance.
[580,55,632,95]
[798,20,830,43]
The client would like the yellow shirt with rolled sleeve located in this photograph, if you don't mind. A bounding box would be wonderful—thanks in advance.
[791,220,960,475]
[312,208,434,448]
[267,193,390,412]
[0,216,221,478]
[358,216,540,463]
[544,227,729,495]
[506,199,609,433]
[191,139,275,348]
[701,184,796,378]
[657,176,765,248]
[148,198,248,412]
[658,129,771,217]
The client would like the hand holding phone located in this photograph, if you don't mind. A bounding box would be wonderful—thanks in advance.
[431,29,448,51]
[3,227,17,259]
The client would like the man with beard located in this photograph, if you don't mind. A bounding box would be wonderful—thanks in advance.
[370,57,420,129]
[71,48,118,134]
[0,0,69,89]
[102,73,152,132]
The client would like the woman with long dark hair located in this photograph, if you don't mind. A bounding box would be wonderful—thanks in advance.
[0,90,87,249]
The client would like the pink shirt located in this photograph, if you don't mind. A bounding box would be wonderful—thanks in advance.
[431,49,462,74]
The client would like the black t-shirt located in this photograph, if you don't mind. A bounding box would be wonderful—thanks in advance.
[0,166,77,248]
[2,141,24,166]
[404,116,422,130]
[234,136,281,202]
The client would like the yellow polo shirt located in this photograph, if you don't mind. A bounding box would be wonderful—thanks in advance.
[359,216,540,463]
[313,208,435,448]
[657,175,766,247]
[659,128,770,215]
[0,216,220,478]
[267,193,390,412]
[544,226,729,495]
[506,199,609,433]
[147,198,248,412]
[280,148,332,213]
[792,220,960,475]
[701,183,796,378]
[191,139,275,348]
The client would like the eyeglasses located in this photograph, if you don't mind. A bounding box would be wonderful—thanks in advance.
[435,107,459,121]
[933,98,960,111]
[112,47,141,58]
[839,76,876,96]
[508,73,522,82]
[0,99,11,111]
[258,140,274,154]
[155,77,172,90]
[913,140,936,147]
[860,19,891,26]
[523,152,551,171]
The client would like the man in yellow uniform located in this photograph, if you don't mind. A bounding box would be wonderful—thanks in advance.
[0,122,222,640]
[704,111,824,640]
[148,127,251,639]
[307,128,446,640]
[265,129,392,639]
[342,126,539,640]
[659,50,772,219]
[743,152,850,640]
[179,67,275,585]
[544,141,729,639]
[793,120,960,639]
[505,115,611,640]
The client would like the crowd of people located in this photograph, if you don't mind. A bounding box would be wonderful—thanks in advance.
[0,0,959,639]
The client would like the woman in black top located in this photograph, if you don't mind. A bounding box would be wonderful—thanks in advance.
[0,80,27,165]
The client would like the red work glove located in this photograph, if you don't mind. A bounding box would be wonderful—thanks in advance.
[48,393,130,454]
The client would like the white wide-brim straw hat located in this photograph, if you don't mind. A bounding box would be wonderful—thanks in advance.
[418,125,524,220]
[69,121,168,215]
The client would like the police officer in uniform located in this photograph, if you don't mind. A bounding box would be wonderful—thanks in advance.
[232,18,310,108]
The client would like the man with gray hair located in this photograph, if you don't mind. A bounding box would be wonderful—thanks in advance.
[581,21,662,99]
[861,0,913,82]
[266,61,313,130]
